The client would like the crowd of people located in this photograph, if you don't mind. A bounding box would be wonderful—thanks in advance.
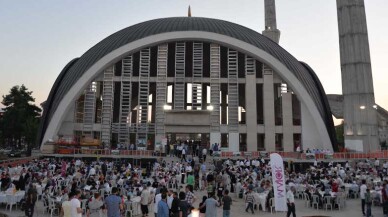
[1,153,388,217]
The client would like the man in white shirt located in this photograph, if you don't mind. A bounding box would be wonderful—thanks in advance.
[202,148,207,161]
[140,184,151,217]
[167,190,174,209]
[360,179,367,216]
[181,147,187,162]
[70,190,83,217]
[154,191,162,217]
[375,158,380,169]
[286,186,296,217]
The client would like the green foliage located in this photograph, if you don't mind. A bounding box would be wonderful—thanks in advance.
[0,85,41,155]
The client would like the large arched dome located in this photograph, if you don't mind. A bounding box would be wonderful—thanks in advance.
[38,17,337,150]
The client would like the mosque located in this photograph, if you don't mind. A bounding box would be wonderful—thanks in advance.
[38,0,387,153]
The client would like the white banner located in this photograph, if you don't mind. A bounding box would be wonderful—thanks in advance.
[270,153,287,211]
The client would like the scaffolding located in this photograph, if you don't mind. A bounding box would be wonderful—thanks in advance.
[192,42,203,110]
[82,82,96,137]
[136,48,150,148]
[118,55,133,145]
[228,49,239,132]
[155,44,168,137]
[101,66,114,146]
[210,44,221,132]
[174,42,185,110]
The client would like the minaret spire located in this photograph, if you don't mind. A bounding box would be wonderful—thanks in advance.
[188,5,192,17]
[262,0,280,43]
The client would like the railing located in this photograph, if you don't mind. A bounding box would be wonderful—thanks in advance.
[0,156,37,167]
[56,148,153,157]
[53,148,388,160]
[221,150,388,160]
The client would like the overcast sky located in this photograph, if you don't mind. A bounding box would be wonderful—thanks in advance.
[1,0,387,114]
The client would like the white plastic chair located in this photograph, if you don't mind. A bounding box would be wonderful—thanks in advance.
[324,196,332,211]
[48,197,59,217]
[81,199,88,213]
[311,195,319,209]
[269,198,275,214]
[5,194,18,211]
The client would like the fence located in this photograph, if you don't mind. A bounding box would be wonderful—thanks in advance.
[0,156,37,167]
[54,148,388,160]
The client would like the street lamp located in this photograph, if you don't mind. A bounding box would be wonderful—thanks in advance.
[360,105,366,110]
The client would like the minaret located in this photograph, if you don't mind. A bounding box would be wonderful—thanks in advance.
[262,0,280,43]
[337,0,379,152]
[188,5,192,17]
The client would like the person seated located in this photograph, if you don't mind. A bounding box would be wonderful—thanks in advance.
[257,182,265,193]
[312,189,323,208]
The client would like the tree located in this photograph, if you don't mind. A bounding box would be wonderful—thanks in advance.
[0,85,41,155]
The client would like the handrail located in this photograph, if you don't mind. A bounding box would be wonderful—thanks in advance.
[0,156,37,167]
[54,148,388,160]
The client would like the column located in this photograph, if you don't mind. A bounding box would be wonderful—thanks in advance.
[245,56,257,151]
[282,92,293,151]
[263,65,275,151]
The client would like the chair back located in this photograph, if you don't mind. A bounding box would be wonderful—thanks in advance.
[269,198,274,207]
[324,196,331,204]
[312,195,319,203]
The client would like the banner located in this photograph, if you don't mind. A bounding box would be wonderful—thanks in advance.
[270,153,287,211]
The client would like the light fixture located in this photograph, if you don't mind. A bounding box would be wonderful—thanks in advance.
[163,105,170,110]
[207,105,214,111]
[373,105,378,109]
[360,105,366,110]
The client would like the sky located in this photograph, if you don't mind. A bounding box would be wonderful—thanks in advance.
[0,0,387,114]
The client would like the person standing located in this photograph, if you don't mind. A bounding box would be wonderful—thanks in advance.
[286,186,296,217]
[170,192,180,217]
[199,192,219,217]
[104,187,123,217]
[70,190,83,217]
[365,188,373,217]
[182,147,187,162]
[61,193,73,217]
[178,192,190,217]
[202,148,207,162]
[382,181,388,216]
[25,184,38,217]
[154,188,166,217]
[221,190,232,217]
[185,185,196,206]
[157,193,169,217]
[245,187,255,214]
[360,179,367,216]
[187,172,195,187]
[87,193,105,217]
[140,183,151,217]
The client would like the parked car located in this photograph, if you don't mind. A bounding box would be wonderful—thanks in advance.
[8,150,22,157]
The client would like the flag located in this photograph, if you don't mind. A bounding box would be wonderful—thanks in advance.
[270,153,287,211]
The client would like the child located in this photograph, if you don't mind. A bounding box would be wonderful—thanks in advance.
[245,187,255,214]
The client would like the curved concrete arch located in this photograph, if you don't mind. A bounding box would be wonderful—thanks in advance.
[42,31,332,150]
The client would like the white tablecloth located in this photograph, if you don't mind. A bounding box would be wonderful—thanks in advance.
[253,192,268,211]
[0,191,25,203]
